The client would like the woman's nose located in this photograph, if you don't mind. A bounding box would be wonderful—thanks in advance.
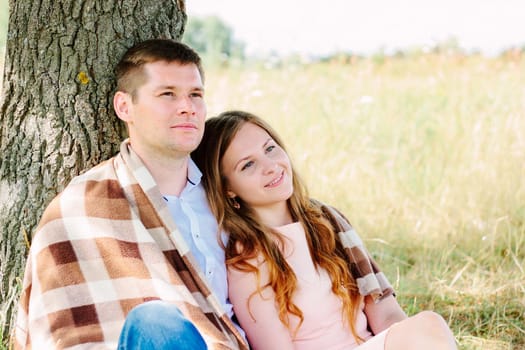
[262,158,278,174]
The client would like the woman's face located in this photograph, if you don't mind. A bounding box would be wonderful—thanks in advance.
[221,122,294,215]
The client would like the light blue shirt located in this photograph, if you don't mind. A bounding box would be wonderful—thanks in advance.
[163,158,233,319]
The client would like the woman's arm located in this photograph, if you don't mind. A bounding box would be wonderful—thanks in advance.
[363,294,408,334]
[228,262,294,350]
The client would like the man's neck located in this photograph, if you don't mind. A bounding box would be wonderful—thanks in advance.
[130,144,190,197]
[148,156,189,197]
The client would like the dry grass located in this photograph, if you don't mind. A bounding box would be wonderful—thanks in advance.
[0,49,523,348]
[203,53,525,349]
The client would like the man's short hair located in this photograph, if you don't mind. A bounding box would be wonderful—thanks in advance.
[115,39,204,99]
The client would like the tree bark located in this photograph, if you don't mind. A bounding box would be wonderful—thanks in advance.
[0,0,186,343]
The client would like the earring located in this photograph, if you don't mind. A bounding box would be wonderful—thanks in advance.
[231,197,240,209]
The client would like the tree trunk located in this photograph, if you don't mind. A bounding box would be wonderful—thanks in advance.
[0,0,186,343]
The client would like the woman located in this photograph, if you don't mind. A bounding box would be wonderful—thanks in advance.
[192,110,457,350]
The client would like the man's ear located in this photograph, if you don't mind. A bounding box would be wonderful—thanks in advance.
[113,91,132,123]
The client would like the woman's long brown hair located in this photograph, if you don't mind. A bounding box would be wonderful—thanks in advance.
[192,110,363,341]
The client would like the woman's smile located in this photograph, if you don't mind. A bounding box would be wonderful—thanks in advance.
[265,171,284,188]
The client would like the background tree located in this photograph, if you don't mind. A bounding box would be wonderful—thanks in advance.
[183,15,245,66]
[0,0,187,344]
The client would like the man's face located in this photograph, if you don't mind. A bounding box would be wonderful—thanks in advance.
[117,60,206,161]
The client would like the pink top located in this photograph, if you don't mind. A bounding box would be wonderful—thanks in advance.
[228,222,373,350]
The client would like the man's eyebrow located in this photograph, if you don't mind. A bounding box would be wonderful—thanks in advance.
[192,86,205,93]
[153,85,175,90]
[154,85,204,90]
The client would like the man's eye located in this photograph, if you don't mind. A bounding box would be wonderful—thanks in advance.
[241,161,254,171]
[160,91,174,97]
[190,92,203,98]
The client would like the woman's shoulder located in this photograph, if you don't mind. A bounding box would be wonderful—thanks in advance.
[309,198,353,231]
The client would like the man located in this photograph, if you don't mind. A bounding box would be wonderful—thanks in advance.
[14,39,248,350]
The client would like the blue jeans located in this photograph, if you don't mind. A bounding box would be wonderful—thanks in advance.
[118,300,207,350]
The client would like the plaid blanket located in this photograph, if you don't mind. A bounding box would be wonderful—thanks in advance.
[318,202,394,301]
[14,140,248,350]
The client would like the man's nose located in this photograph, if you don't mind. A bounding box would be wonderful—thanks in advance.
[176,96,195,114]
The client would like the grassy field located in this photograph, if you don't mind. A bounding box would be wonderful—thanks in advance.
[201,53,525,349]
[1,34,524,349]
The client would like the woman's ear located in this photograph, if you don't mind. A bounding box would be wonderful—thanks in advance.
[226,190,237,199]
[113,91,132,123]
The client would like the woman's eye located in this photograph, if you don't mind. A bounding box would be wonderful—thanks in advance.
[266,145,276,153]
[161,91,174,97]
[241,161,254,171]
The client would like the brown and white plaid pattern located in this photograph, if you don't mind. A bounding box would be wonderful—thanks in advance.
[319,202,394,301]
[14,140,248,350]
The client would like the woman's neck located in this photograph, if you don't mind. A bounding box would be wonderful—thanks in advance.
[255,202,294,227]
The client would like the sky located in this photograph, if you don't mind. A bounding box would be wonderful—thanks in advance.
[186,0,525,57]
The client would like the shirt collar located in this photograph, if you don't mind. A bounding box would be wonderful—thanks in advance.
[187,157,202,186]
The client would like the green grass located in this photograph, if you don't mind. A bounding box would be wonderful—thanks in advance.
[203,54,525,349]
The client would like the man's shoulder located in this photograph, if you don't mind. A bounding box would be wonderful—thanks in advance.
[37,157,119,225]
[69,157,118,185]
